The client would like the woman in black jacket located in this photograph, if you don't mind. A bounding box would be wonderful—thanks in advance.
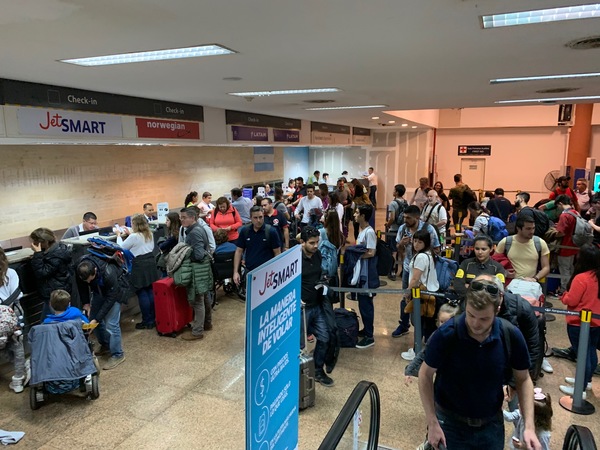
[29,228,73,320]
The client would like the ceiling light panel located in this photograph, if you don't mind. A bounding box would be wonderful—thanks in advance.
[491,72,600,84]
[60,44,236,66]
[305,105,387,111]
[496,95,600,104]
[482,4,600,28]
[229,88,340,97]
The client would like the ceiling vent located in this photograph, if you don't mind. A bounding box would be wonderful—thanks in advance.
[535,87,580,94]
[566,36,600,50]
[303,99,335,104]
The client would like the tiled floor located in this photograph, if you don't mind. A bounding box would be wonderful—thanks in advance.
[1,213,599,449]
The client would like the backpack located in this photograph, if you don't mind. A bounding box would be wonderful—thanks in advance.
[463,186,478,207]
[87,237,134,274]
[334,307,359,348]
[486,215,509,242]
[0,305,19,350]
[518,208,550,238]
[318,232,339,278]
[393,198,408,226]
[564,210,594,247]
[435,256,459,292]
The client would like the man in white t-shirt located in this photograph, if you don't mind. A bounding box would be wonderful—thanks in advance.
[420,190,447,239]
[295,185,323,227]
[363,167,378,208]
[354,204,378,349]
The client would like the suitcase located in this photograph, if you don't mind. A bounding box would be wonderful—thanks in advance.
[299,303,316,410]
[152,278,193,337]
[334,307,359,348]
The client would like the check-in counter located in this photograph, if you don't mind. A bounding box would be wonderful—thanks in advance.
[6,247,43,329]
[62,232,117,262]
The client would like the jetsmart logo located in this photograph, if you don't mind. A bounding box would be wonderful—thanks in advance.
[39,111,107,134]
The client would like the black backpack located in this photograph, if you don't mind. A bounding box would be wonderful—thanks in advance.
[334,308,359,347]
[376,238,394,276]
[393,198,408,226]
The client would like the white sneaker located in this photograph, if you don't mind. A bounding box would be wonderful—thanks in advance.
[9,376,24,394]
[559,384,587,399]
[401,348,416,361]
[541,358,553,374]
[564,377,592,390]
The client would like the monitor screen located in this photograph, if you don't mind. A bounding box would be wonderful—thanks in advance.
[79,229,98,236]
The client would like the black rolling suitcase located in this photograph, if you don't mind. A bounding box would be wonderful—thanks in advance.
[299,303,316,410]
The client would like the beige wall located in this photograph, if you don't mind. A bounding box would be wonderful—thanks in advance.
[0,145,283,241]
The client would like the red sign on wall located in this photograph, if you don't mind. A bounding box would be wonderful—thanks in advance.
[135,118,201,140]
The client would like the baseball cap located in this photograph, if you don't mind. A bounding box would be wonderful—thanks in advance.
[557,176,571,182]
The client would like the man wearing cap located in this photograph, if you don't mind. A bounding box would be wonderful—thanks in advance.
[549,176,579,211]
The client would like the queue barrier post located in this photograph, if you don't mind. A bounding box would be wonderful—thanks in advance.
[340,253,345,308]
[411,287,423,354]
[559,309,595,415]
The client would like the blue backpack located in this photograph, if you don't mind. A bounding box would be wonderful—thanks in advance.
[318,230,339,278]
[87,237,134,274]
[486,216,509,242]
[435,256,459,292]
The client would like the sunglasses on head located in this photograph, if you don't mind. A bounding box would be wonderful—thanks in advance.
[470,280,499,296]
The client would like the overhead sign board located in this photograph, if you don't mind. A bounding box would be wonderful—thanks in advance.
[17,107,123,138]
[135,118,201,140]
[232,125,269,142]
[458,145,491,156]
[226,110,301,130]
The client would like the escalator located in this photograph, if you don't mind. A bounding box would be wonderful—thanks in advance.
[319,381,597,450]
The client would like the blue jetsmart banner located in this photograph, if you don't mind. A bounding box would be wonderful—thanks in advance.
[245,246,301,450]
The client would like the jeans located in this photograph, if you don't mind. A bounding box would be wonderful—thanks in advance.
[137,286,155,325]
[190,293,212,335]
[357,294,374,338]
[305,305,330,370]
[436,409,504,450]
[369,185,377,208]
[96,302,124,358]
[399,269,411,330]
[557,255,575,290]
[567,324,600,384]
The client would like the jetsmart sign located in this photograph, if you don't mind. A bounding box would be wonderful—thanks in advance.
[17,107,123,137]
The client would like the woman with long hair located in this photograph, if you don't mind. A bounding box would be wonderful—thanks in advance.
[29,227,73,320]
[433,181,449,211]
[351,184,373,239]
[467,201,492,237]
[401,228,439,361]
[327,191,344,234]
[184,191,198,207]
[117,214,160,329]
[209,196,243,242]
[322,209,344,250]
[557,244,600,396]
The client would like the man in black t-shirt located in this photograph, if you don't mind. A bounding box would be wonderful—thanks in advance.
[486,188,513,222]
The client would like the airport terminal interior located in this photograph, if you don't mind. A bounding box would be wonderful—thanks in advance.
[2,1,600,449]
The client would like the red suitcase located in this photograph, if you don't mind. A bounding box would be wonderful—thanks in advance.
[152,278,193,337]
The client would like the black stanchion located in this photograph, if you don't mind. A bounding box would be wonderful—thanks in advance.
[559,309,595,415]
[411,287,423,353]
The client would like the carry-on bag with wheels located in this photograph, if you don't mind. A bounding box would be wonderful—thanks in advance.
[299,303,316,410]
[153,277,193,337]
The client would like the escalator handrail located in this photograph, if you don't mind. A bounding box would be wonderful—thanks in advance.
[318,380,381,450]
[563,425,597,450]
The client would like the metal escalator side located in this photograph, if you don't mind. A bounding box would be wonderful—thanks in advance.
[318,380,381,450]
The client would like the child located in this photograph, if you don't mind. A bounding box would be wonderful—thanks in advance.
[43,289,89,324]
[405,302,460,382]
[504,388,552,450]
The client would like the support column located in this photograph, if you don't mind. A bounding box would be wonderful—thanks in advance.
[566,104,594,173]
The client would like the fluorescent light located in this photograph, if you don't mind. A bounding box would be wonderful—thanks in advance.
[401,123,408,127]
[388,120,396,124]
[491,72,600,84]
[411,126,417,129]
[229,88,340,97]
[60,44,236,66]
[371,116,380,120]
[305,104,387,111]
[496,95,600,104]
[482,4,600,28]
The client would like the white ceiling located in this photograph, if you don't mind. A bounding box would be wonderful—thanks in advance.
[1,0,599,130]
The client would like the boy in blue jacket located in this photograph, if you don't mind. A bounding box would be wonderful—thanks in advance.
[43,290,89,324]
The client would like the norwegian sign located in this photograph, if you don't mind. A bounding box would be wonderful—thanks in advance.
[232,125,269,142]
[245,246,301,450]
[135,117,201,140]
[17,107,123,137]
[458,145,491,156]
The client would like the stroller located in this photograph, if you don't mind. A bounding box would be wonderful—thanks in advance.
[212,251,245,302]
[28,320,99,410]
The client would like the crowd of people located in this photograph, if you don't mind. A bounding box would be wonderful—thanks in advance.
[2,168,600,449]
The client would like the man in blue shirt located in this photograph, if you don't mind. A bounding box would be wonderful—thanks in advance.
[418,279,541,450]
[231,188,253,225]
[233,206,281,285]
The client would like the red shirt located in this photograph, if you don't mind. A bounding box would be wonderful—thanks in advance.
[556,208,578,257]
[561,271,600,327]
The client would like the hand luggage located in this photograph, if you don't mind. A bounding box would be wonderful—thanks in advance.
[153,278,193,337]
[334,307,359,348]
[299,303,316,410]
